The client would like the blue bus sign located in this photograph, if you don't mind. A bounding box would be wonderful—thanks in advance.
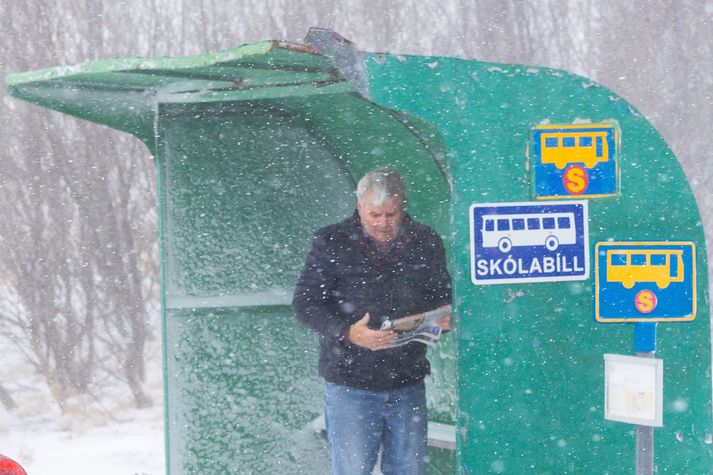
[470,201,589,285]
[594,241,697,322]
[530,123,620,200]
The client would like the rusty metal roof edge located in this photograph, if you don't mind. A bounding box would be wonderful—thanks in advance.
[273,39,322,56]
[5,39,329,88]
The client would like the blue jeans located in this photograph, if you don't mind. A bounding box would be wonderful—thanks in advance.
[324,381,428,475]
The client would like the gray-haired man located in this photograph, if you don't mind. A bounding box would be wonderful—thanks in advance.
[293,168,452,475]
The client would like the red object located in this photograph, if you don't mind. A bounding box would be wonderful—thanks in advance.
[562,164,589,195]
[0,455,28,475]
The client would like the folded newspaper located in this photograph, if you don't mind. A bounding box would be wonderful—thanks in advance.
[377,304,452,349]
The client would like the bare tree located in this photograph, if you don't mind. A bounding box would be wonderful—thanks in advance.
[0,0,157,409]
[0,383,17,411]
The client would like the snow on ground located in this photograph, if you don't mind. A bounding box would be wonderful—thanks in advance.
[0,342,165,475]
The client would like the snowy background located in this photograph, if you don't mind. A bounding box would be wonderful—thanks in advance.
[1,346,164,474]
[1,1,712,473]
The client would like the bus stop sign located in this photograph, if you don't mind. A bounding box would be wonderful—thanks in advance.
[594,241,697,322]
[470,201,589,285]
[531,123,620,199]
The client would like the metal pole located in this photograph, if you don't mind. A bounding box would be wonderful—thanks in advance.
[634,323,657,475]
[635,349,655,475]
[635,422,654,475]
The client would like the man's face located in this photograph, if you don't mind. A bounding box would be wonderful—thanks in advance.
[357,194,404,248]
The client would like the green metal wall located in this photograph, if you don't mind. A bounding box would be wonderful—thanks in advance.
[157,101,350,473]
[366,53,712,474]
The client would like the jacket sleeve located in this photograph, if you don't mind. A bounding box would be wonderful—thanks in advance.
[292,232,352,344]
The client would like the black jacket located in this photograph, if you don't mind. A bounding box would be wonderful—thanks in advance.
[292,211,452,390]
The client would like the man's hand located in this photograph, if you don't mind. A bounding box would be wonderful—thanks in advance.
[348,313,396,350]
[436,314,452,331]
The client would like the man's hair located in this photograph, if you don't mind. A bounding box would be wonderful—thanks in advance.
[356,168,407,207]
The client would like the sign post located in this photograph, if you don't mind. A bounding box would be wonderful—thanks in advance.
[530,123,620,200]
[603,351,663,475]
[594,242,697,323]
[597,241,697,474]
[634,323,658,475]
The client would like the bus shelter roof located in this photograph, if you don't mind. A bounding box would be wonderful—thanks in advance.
[5,40,353,141]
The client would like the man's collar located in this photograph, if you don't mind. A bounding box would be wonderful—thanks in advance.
[352,210,412,253]
[361,224,405,253]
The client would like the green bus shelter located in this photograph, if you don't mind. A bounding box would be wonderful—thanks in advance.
[6,28,711,474]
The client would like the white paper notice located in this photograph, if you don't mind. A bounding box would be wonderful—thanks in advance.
[604,354,663,427]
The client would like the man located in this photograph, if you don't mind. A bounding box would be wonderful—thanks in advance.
[293,168,452,475]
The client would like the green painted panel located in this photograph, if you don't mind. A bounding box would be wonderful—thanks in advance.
[366,54,711,474]
[156,99,349,474]
[7,81,156,140]
[165,306,327,474]
[4,41,274,86]
[157,101,355,302]
[165,309,455,475]
[4,42,339,142]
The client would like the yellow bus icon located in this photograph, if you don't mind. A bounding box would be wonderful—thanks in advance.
[606,249,684,289]
[537,124,617,169]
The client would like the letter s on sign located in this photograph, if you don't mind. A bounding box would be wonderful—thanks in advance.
[563,165,588,195]
[635,289,658,314]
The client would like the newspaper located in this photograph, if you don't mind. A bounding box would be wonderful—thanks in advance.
[377,304,452,349]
